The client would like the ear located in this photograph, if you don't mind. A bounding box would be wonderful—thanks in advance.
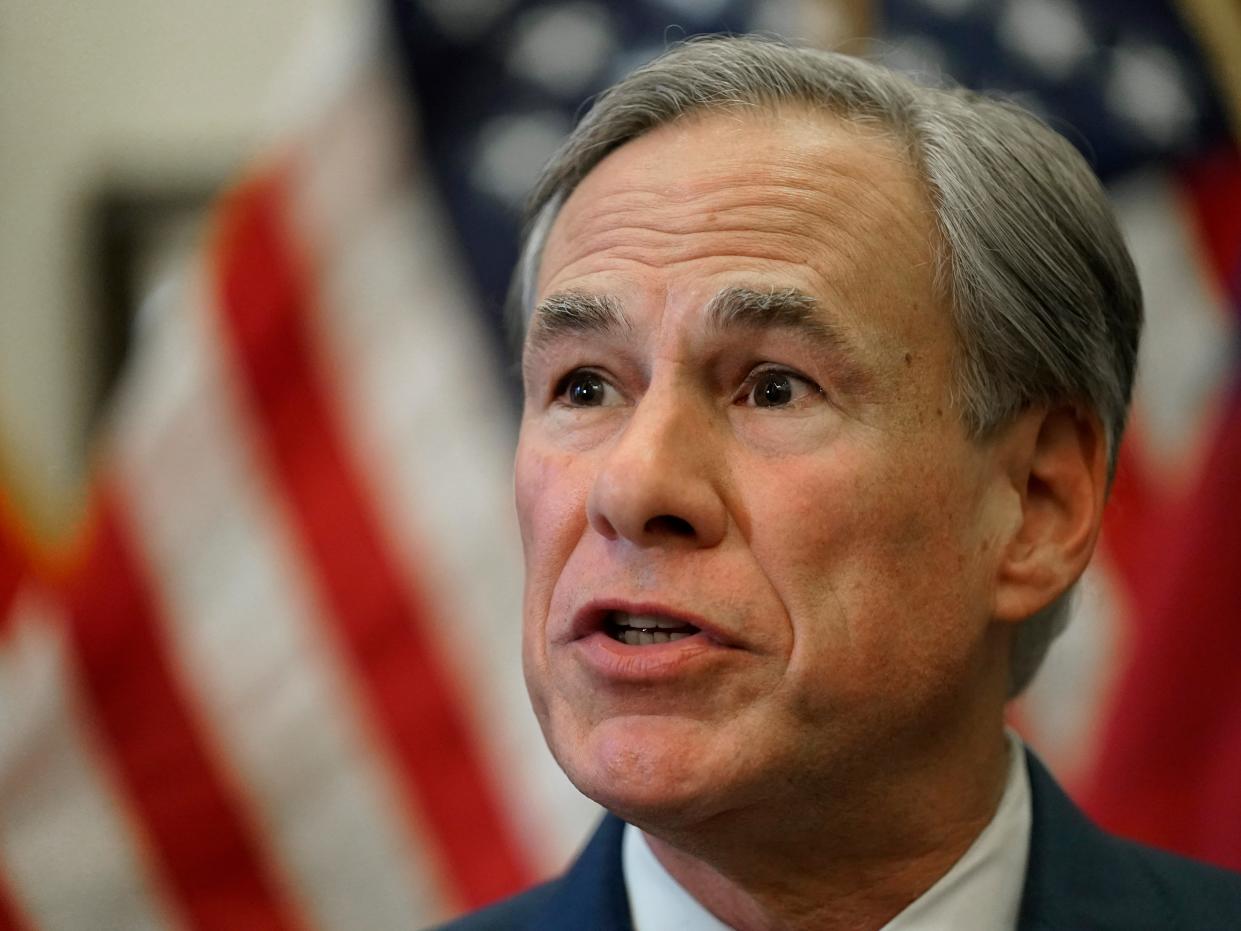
[992,405,1109,624]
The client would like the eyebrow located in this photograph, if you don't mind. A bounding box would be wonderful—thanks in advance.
[707,286,873,396]
[528,286,841,345]
[527,285,871,394]
[706,286,835,340]
[526,290,629,351]
[707,285,863,363]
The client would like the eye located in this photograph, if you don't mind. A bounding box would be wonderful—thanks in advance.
[555,369,618,407]
[741,367,822,409]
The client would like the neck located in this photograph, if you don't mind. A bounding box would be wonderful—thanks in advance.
[640,725,1013,931]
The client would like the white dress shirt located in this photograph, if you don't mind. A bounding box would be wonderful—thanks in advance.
[623,731,1031,931]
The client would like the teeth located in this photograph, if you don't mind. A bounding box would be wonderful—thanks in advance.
[620,629,693,645]
[612,613,698,646]
[612,613,696,631]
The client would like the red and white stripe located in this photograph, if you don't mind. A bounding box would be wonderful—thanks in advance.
[1015,150,1241,857]
[277,56,599,874]
[0,20,596,931]
[0,585,180,931]
[104,261,449,927]
[1015,165,1238,775]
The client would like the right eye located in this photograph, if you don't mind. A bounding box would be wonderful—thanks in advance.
[555,369,618,407]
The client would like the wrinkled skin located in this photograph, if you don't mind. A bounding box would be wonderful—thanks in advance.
[513,107,1067,928]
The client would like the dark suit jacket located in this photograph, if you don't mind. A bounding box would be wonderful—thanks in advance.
[433,752,1241,930]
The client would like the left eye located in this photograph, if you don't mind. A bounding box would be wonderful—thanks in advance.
[555,369,619,407]
[742,369,822,408]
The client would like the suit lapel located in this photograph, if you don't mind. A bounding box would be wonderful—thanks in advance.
[1018,750,1178,931]
[531,814,632,930]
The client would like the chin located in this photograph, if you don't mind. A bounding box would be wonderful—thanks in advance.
[548,714,746,828]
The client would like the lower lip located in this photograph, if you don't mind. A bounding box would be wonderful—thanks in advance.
[571,630,733,682]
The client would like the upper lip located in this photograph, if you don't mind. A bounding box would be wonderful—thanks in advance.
[568,599,734,646]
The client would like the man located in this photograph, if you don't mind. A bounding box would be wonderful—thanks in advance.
[439,36,1241,930]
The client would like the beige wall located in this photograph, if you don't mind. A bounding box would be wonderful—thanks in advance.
[0,0,354,536]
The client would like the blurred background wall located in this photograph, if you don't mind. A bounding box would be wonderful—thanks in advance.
[0,0,355,535]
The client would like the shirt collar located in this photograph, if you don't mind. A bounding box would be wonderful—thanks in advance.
[622,731,1031,931]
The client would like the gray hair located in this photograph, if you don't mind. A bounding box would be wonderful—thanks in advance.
[509,36,1142,697]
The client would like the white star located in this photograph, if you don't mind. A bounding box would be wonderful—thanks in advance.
[471,111,571,209]
[997,0,1094,80]
[420,0,517,43]
[1104,42,1197,147]
[507,3,616,97]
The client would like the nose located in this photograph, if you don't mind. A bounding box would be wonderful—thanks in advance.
[586,389,728,548]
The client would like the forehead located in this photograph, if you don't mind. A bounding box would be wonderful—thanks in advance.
[532,107,949,361]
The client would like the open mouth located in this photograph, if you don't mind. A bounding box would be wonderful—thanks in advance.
[604,612,701,645]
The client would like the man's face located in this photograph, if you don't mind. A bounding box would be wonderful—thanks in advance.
[516,108,1017,828]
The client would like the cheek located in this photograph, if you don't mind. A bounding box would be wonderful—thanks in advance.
[516,444,585,561]
[516,444,587,715]
[515,440,596,628]
[748,444,985,670]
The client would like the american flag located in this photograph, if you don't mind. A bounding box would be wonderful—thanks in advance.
[0,1,1237,929]
[874,0,1241,870]
[0,15,567,928]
